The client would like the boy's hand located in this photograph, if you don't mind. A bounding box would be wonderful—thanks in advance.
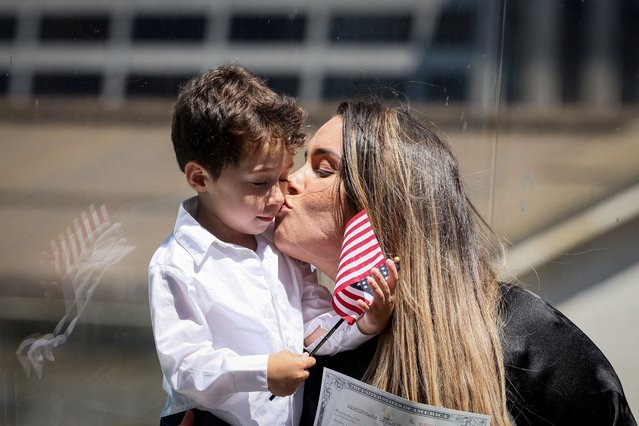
[267,350,316,397]
[356,258,398,335]
[179,410,194,426]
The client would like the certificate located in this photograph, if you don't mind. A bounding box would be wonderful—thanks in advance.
[314,368,491,426]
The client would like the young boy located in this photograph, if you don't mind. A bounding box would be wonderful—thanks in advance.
[148,65,394,426]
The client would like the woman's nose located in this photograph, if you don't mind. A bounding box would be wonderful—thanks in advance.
[287,169,303,195]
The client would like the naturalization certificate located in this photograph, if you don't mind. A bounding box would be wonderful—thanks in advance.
[313,368,491,426]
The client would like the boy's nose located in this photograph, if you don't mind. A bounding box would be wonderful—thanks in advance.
[267,181,286,206]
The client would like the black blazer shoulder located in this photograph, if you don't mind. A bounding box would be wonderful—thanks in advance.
[301,285,637,425]
[500,284,636,425]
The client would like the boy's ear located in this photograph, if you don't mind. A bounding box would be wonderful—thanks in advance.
[184,161,210,192]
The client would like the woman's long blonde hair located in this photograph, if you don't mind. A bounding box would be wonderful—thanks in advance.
[336,99,512,425]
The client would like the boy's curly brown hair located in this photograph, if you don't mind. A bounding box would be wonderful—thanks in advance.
[171,64,306,178]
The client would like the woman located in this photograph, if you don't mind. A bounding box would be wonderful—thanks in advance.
[274,99,636,425]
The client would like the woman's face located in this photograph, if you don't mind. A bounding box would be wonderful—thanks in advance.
[274,116,344,279]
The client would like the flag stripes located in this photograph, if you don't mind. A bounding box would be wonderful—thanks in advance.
[332,210,386,325]
[50,204,110,275]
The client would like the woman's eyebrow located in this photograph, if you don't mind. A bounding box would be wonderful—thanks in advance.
[310,148,341,160]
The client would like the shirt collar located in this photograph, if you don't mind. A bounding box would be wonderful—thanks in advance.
[173,196,274,265]
[173,197,215,266]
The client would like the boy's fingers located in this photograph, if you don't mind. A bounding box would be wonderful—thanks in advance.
[179,410,195,426]
[304,355,316,369]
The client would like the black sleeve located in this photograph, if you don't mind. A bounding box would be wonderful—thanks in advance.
[501,285,636,425]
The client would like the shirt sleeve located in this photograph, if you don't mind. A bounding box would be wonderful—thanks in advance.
[148,263,269,409]
[298,263,372,355]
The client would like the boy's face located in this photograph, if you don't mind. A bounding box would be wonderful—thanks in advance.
[194,140,294,247]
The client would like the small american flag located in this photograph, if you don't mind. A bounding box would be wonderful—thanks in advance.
[333,210,388,325]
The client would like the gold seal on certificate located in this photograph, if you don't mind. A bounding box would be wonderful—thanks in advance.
[314,368,491,426]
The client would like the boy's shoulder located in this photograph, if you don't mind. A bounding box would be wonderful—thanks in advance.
[149,232,188,270]
[149,197,203,269]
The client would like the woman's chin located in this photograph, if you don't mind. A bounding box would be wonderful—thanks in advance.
[273,226,294,254]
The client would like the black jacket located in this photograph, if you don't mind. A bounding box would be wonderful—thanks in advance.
[301,285,636,425]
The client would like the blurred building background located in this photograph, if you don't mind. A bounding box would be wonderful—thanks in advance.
[0,0,638,424]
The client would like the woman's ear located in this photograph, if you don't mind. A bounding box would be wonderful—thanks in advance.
[184,161,210,192]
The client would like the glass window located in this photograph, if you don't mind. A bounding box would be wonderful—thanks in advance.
[261,75,300,97]
[329,14,412,43]
[620,0,639,103]
[421,72,468,102]
[322,75,407,100]
[501,0,524,103]
[230,14,306,42]
[32,72,102,96]
[559,1,586,103]
[0,15,16,42]
[132,15,207,43]
[39,15,110,42]
[0,70,8,94]
[433,7,476,48]
[125,73,193,97]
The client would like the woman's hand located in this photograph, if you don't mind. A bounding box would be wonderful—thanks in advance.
[355,258,398,335]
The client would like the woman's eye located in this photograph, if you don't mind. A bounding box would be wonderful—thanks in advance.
[251,181,267,186]
[314,168,333,177]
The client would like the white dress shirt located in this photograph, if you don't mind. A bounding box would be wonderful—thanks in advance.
[148,197,370,425]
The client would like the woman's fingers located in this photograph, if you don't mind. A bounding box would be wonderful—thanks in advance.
[357,298,371,312]
[357,258,399,314]
[385,258,399,292]
[355,258,399,335]
[369,269,388,305]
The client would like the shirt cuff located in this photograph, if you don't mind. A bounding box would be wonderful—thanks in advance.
[223,354,269,392]
[304,315,373,355]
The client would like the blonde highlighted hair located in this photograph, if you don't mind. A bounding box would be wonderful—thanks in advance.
[336,99,512,425]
